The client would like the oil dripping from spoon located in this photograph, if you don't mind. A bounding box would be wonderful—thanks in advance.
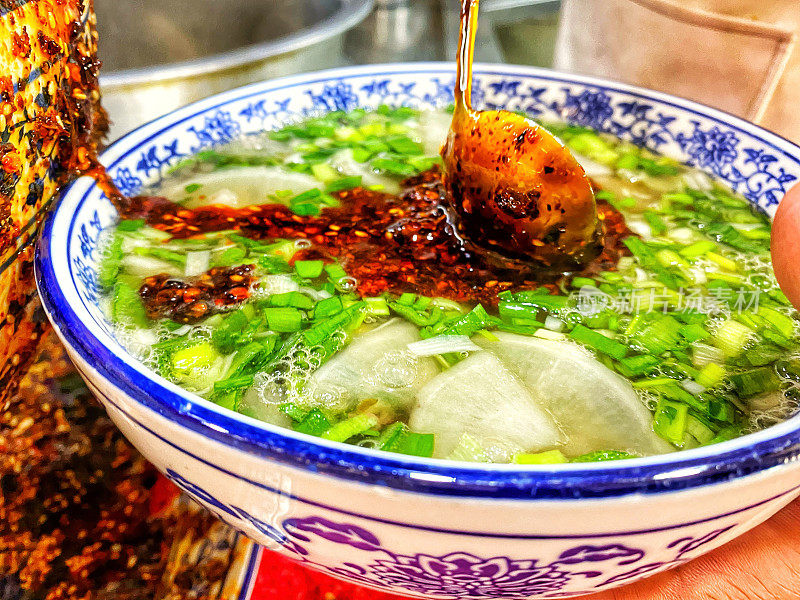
[441,0,602,270]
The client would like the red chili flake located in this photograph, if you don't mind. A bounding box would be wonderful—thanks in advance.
[126,168,631,308]
[140,264,257,323]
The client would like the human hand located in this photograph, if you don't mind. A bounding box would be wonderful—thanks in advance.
[584,183,800,600]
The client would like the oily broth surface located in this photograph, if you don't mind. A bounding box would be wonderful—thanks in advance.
[97,107,800,463]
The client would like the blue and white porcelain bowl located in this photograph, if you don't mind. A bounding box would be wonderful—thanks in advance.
[36,64,800,599]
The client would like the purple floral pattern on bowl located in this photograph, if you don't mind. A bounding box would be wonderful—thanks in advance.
[163,467,742,599]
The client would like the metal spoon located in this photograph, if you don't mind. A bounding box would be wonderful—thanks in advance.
[441,0,601,269]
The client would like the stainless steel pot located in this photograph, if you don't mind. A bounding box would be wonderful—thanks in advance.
[96,0,374,140]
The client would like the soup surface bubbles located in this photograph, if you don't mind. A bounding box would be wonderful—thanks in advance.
[98,106,800,464]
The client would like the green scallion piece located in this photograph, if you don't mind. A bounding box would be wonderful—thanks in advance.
[326,176,363,193]
[213,374,254,392]
[685,414,716,445]
[212,310,249,353]
[696,363,726,388]
[624,237,680,289]
[630,315,682,355]
[571,450,636,462]
[321,414,379,443]
[279,403,309,422]
[310,163,340,183]
[678,240,717,259]
[216,246,247,267]
[98,233,123,289]
[512,449,568,464]
[679,323,710,343]
[569,325,627,359]
[729,366,782,398]
[758,306,795,339]
[364,296,391,316]
[378,422,409,452]
[371,157,417,177]
[643,210,667,236]
[706,251,738,272]
[653,398,689,445]
[264,307,303,332]
[314,296,344,319]
[571,277,596,289]
[294,260,325,279]
[295,409,332,437]
[324,263,348,283]
[290,202,321,216]
[112,282,149,328]
[117,219,146,232]
[394,431,435,457]
[617,354,659,376]
[713,319,754,358]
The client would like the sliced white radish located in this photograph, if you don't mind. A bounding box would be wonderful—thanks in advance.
[409,351,564,461]
[476,332,674,457]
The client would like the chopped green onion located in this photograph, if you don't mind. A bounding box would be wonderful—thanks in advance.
[98,234,123,289]
[679,323,710,343]
[314,296,344,319]
[364,296,391,317]
[264,307,303,332]
[310,163,340,183]
[713,319,754,358]
[678,239,717,259]
[696,363,726,388]
[617,354,659,376]
[117,219,146,232]
[758,306,795,339]
[172,341,217,373]
[279,403,309,422]
[729,366,782,398]
[569,325,627,359]
[212,310,249,353]
[213,374,254,392]
[653,398,689,445]
[324,263,348,283]
[394,431,435,457]
[378,422,409,451]
[112,282,149,327]
[629,315,682,355]
[371,158,417,177]
[512,449,568,464]
[321,414,379,443]
[685,414,716,444]
[706,251,738,272]
[294,260,324,279]
[571,450,636,462]
[386,135,424,156]
[643,210,667,236]
[326,176,363,193]
[295,409,332,436]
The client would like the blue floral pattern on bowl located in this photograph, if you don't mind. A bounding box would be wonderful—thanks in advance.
[111,70,795,218]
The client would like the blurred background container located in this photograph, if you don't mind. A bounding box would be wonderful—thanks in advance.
[96,0,375,140]
[97,0,564,140]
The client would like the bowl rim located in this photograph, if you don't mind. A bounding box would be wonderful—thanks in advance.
[37,62,800,500]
